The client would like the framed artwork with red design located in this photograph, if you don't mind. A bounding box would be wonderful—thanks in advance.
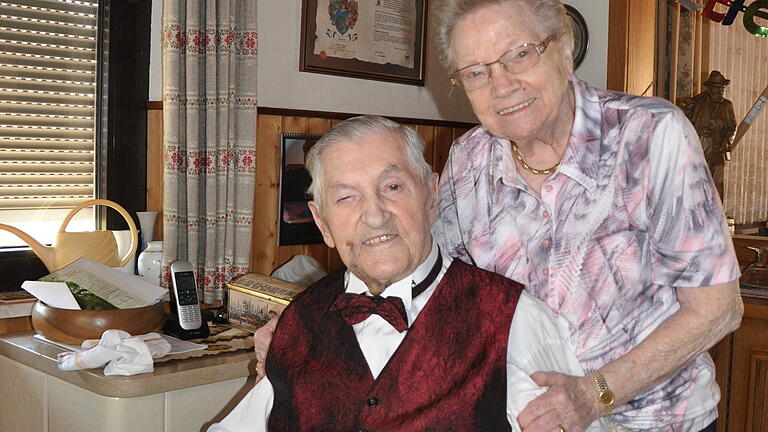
[300,0,427,86]
[278,133,324,246]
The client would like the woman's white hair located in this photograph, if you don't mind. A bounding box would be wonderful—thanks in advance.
[305,115,433,208]
[432,0,572,71]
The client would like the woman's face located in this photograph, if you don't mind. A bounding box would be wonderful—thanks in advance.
[450,1,574,144]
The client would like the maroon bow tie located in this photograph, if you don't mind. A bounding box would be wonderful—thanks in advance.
[330,294,409,332]
[329,249,443,333]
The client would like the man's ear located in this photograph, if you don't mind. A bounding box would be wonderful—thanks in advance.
[308,201,335,249]
[426,172,440,224]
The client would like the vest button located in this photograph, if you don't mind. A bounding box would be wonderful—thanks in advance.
[366,396,379,407]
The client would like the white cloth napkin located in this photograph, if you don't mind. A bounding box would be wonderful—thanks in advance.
[57,329,171,376]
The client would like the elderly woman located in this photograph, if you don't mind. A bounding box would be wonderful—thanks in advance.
[431,1,743,431]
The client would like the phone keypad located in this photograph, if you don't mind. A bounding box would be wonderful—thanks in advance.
[179,306,201,323]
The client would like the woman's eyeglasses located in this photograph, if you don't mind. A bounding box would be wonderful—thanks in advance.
[451,35,556,91]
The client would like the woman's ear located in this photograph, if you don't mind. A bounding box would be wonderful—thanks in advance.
[559,32,575,75]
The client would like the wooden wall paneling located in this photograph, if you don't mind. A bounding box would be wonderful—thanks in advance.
[251,115,283,275]
[626,0,656,96]
[432,126,454,175]
[415,124,435,168]
[146,108,164,240]
[607,0,657,95]
[607,0,629,92]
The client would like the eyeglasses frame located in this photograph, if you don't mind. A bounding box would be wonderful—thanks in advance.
[450,34,557,90]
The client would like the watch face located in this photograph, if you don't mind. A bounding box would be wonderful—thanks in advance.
[598,390,615,405]
[564,4,589,70]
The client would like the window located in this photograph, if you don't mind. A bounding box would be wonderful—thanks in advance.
[712,22,768,224]
[0,0,99,248]
[0,0,149,292]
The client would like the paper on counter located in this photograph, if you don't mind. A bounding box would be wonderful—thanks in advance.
[21,281,80,310]
[58,258,167,306]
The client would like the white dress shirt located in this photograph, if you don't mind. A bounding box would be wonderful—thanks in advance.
[209,243,611,431]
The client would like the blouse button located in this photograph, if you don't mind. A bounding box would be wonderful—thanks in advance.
[542,238,551,248]
[542,268,549,276]
[544,184,553,192]
[542,210,550,219]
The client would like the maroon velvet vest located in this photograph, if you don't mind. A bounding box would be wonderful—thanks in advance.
[265,259,522,432]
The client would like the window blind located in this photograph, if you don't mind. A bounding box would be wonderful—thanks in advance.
[714,21,768,224]
[0,0,99,247]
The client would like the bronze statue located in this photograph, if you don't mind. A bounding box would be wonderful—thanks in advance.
[680,70,737,200]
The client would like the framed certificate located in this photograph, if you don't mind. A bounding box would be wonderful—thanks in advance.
[300,0,427,85]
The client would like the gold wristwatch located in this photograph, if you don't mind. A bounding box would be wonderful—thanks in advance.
[593,370,615,415]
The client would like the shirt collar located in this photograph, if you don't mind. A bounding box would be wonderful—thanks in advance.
[345,240,440,311]
[556,76,601,192]
[488,76,602,192]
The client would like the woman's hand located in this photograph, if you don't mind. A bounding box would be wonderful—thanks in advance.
[253,316,278,378]
[517,372,601,432]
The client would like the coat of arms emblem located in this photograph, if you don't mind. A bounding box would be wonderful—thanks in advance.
[328,0,358,36]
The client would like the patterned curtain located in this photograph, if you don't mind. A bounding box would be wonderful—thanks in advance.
[161,1,257,303]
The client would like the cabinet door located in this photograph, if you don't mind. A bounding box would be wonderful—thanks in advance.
[728,303,768,432]
[709,334,733,432]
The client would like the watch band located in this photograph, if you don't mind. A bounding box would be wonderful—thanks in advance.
[593,370,615,415]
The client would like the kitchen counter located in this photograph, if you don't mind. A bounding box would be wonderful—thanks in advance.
[0,329,258,432]
[0,331,255,398]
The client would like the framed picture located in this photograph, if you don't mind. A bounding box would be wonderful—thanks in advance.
[300,0,427,86]
[278,133,324,246]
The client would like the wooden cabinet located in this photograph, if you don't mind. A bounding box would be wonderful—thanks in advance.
[711,298,768,432]
[729,300,768,432]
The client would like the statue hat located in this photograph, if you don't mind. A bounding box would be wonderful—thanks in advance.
[703,70,731,87]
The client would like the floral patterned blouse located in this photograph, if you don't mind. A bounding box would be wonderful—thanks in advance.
[433,77,740,431]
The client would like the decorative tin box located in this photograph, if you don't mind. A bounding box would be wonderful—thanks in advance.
[226,273,305,332]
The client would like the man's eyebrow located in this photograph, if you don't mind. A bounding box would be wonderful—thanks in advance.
[329,182,356,191]
[379,164,404,178]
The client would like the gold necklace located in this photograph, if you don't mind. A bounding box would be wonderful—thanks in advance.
[510,143,560,175]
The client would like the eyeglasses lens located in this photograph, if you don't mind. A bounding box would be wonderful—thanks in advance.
[455,44,541,91]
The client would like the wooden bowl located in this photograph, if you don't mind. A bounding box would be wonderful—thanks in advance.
[31,301,168,345]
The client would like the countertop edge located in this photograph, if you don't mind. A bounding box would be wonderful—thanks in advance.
[0,331,257,398]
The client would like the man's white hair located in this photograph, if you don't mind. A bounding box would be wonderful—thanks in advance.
[305,115,433,208]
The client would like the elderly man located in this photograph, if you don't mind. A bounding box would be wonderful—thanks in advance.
[209,116,610,432]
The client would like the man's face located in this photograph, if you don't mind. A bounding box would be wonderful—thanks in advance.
[707,84,725,102]
[308,131,438,294]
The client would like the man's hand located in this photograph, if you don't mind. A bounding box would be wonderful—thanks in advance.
[517,372,601,432]
[253,316,278,378]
